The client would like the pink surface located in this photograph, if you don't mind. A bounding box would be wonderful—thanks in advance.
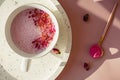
[56,0,120,80]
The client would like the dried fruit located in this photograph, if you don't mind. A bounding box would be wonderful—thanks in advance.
[83,14,89,22]
[52,48,61,54]
[84,62,90,71]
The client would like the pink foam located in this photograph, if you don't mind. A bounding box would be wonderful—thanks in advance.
[10,8,55,54]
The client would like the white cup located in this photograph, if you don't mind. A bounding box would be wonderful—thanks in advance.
[5,3,59,72]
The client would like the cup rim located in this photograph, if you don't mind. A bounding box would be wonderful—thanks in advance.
[5,3,59,58]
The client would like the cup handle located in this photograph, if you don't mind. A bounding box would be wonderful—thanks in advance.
[21,58,30,72]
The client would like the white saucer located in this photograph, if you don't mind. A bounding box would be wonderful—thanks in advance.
[0,0,72,80]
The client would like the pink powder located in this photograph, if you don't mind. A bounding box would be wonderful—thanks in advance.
[11,8,55,54]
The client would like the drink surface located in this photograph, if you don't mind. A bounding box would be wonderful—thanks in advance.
[11,8,56,54]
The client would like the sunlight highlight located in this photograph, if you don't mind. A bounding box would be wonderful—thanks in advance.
[109,47,119,55]
[112,18,120,30]
[77,0,110,21]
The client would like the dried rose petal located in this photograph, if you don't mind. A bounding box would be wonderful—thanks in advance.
[32,38,42,49]
[83,13,89,22]
[52,48,61,54]
[84,62,90,71]
[30,8,56,50]
[29,11,32,14]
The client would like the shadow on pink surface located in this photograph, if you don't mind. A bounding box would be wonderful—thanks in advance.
[56,0,120,80]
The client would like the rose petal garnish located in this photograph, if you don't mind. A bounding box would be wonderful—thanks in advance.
[52,48,61,54]
[84,62,90,71]
[29,8,56,50]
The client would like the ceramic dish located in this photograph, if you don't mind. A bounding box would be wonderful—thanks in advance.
[0,0,72,80]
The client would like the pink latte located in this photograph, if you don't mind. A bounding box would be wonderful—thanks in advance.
[11,8,56,54]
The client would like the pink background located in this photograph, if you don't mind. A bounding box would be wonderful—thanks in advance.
[56,0,120,80]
